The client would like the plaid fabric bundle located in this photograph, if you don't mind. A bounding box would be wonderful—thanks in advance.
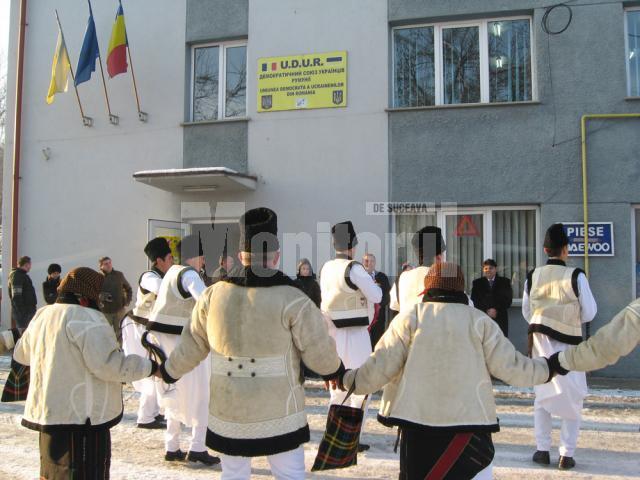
[1,359,30,402]
[311,386,367,471]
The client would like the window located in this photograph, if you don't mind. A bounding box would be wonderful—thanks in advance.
[393,17,533,107]
[626,9,640,97]
[394,207,538,298]
[192,42,247,121]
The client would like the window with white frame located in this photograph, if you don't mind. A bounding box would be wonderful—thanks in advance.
[393,17,533,107]
[626,9,640,97]
[394,207,537,298]
[192,42,247,121]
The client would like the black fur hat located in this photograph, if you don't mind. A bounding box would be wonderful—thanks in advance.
[544,223,569,249]
[412,226,445,262]
[144,237,172,263]
[239,208,279,253]
[332,221,358,251]
[178,234,204,261]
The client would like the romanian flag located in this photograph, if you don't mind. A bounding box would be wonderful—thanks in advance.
[46,27,71,104]
[107,3,128,78]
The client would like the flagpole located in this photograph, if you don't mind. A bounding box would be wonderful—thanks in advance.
[88,0,119,125]
[55,10,93,127]
[121,0,147,122]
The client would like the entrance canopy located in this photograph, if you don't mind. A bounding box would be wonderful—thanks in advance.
[133,167,257,193]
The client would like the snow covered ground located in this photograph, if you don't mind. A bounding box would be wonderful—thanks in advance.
[0,358,638,479]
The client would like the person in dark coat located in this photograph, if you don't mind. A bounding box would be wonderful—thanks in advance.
[362,253,391,349]
[293,258,321,308]
[8,256,37,329]
[471,259,513,337]
[42,263,62,305]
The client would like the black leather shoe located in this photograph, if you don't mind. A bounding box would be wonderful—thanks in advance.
[137,419,165,429]
[155,414,165,422]
[532,450,550,465]
[558,456,576,470]
[187,451,221,466]
[164,449,186,462]
[357,443,370,453]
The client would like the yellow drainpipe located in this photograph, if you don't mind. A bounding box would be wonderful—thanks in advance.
[580,113,640,279]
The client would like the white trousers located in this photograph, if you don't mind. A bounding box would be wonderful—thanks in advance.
[534,404,581,457]
[137,389,160,424]
[220,446,305,480]
[473,462,493,479]
[165,416,208,453]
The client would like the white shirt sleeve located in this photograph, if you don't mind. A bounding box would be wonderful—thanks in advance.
[349,263,382,304]
[181,269,206,301]
[139,272,162,295]
[389,282,399,311]
[577,273,597,324]
[522,280,531,321]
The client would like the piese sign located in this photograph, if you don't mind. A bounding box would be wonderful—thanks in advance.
[562,222,614,257]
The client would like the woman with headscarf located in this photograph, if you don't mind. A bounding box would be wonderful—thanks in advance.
[13,267,158,480]
[338,262,566,479]
[293,258,321,308]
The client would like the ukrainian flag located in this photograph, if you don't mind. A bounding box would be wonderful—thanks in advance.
[46,28,71,104]
[107,3,128,78]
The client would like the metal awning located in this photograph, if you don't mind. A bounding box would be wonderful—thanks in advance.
[133,167,257,193]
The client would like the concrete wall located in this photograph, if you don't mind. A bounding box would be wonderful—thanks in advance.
[183,121,248,171]
[183,1,249,171]
[186,0,248,44]
[242,0,390,274]
[1,0,185,322]
[388,1,640,376]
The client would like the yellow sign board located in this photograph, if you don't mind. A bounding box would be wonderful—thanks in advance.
[257,51,347,112]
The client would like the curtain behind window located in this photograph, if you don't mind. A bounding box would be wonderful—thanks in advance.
[493,210,536,298]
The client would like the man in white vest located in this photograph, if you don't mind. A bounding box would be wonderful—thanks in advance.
[159,207,344,480]
[147,234,220,466]
[523,223,597,470]
[320,220,382,452]
[121,237,174,429]
[390,226,445,313]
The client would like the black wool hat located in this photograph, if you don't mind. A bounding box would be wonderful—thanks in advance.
[144,237,172,263]
[544,223,569,249]
[332,221,358,251]
[239,208,279,253]
[412,226,445,261]
[178,234,204,261]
